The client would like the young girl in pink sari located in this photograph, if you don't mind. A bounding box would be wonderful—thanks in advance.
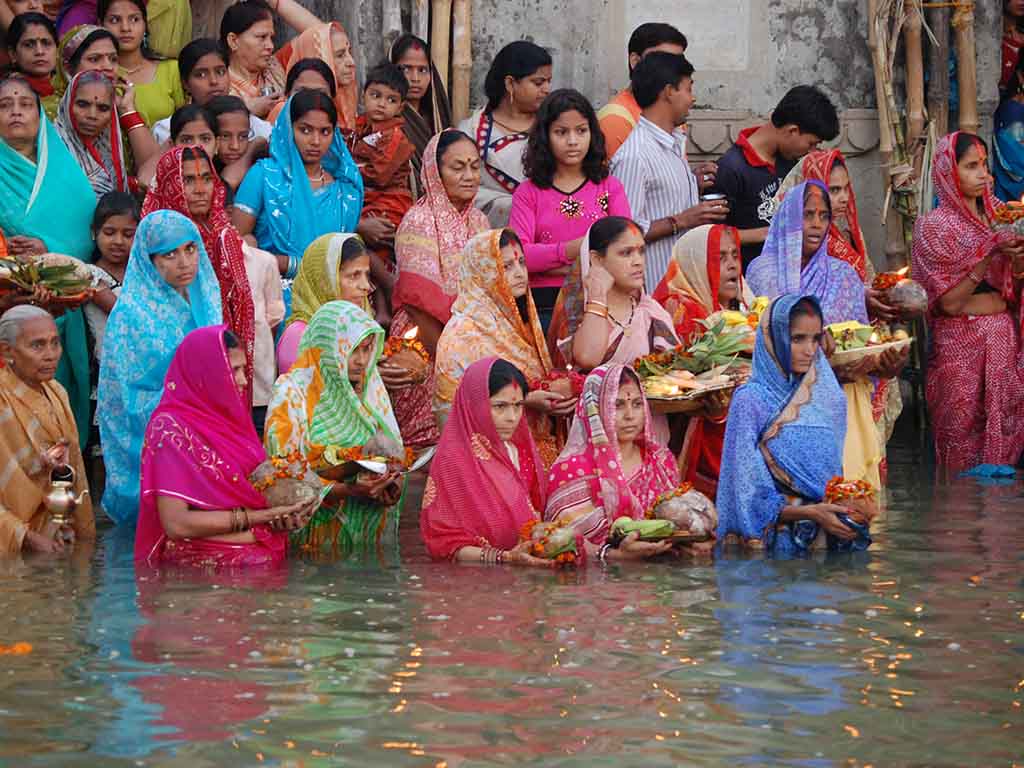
[544,364,677,563]
[134,325,314,568]
[420,357,551,566]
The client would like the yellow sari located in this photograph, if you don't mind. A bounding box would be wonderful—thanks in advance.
[0,365,94,554]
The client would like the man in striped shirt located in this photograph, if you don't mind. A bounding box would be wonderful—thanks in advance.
[610,52,729,289]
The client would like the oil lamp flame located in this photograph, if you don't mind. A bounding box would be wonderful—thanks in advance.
[895,266,909,277]
[403,326,419,341]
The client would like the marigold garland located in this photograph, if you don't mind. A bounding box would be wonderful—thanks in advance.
[319,445,417,469]
[383,336,430,364]
[871,272,904,291]
[993,203,1024,226]
[644,482,694,519]
[519,518,579,567]
[252,452,310,491]
[824,476,875,503]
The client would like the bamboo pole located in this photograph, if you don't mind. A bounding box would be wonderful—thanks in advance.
[431,0,453,93]
[904,0,926,148]
[382,0,403,56]
[867,0,894,160]
[926,3,951,137]
[952,1,979,134]
[451,0,472,123]
[413,0,430,43]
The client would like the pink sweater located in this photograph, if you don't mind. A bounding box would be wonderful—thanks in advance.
[509,176,632,289]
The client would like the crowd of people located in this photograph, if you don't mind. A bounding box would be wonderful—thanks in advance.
[1,3,1022,566]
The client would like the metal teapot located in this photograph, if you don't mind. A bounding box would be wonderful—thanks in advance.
[43,466,89,529]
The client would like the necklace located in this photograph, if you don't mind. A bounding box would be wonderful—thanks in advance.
[120,61,147,76]
[608,296,637,336]
[308,168,326,186]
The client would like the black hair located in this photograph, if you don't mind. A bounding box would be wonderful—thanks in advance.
[589,216,641,255]
[170,104,216,141]
[523,88,607,188]
[224,329,240,349]
[435,128,474,165]
[389,33,433,111]
[498,228,522,250]
[954,132,987,162]
[285,57,337,98]
[626,23,687,75]
[98,0,164,61]
[0,73,41,106]
[92,190,140,232]
[219,0,274,52]
[206,94,250,127]
[364,60,409,99]
[631,51,694,110]
[180,145,214,165]
[482,40,552,113]
[178,38,228,83]
[340,234,368,262]
[7,13,58,52]
[488,358,528,397]
[789,296,823,324]
[619,366,641,386]
[770,85,840,142]
[289,87,337,126]
[66,28,118,76]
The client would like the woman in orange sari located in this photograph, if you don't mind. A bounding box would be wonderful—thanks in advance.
[651,224,752,496]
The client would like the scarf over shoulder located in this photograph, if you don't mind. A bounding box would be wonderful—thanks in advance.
[98,210,223,524]
[715,295,847,553]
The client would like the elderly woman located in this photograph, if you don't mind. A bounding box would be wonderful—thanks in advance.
[264,300,405,557]
[0,74,97,444]
[0,306,94,556]
[232,90,363,305]
[457,40,552,226]
[218,0,321,119]
[544,364,677,563]
[135,325,314,568]
[55,69,159,195]
[98,210,222,524]
[388,130,489,447]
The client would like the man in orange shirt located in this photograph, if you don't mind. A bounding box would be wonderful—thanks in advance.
[599,23,688,159]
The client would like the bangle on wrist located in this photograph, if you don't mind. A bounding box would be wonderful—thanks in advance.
[119,111,146,132]
[584,308,609,321]
[669,216,679,238]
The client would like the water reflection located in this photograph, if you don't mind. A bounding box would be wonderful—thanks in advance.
[0,438,1020,766]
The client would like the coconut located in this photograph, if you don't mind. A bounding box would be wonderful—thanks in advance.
[651,488,717,536]
[249,461,321,507]
[886,279,928,317]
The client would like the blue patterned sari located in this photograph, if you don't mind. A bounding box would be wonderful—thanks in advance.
[716,294,849,556]
[994,98,1024,203]
[97,211,222,524]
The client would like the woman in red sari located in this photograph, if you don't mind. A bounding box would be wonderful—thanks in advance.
[143,145,256,389]
[912,132,1024,472]
[134,325,314,567]
[420,357,551,565]
[651,224,751,496]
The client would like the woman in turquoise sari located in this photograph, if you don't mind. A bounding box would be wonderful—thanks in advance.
[98,210,222,524]
[994,56,1024,201]
[0,75,98,449]
[232,89,363,309]
[264,300,405,560]
[716,294,867,557]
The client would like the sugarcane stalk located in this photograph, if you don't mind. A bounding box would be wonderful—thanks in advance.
[431,0,453,92]
[952,1,979,134]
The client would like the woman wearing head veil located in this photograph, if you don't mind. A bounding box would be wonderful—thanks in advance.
[98,210,222,524]
[716,294,867,556]
[746,181,906,490]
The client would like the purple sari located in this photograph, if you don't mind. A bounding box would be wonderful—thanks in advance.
[746,180,868,325]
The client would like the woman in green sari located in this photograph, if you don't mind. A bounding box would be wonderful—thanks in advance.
[264,300,405,558]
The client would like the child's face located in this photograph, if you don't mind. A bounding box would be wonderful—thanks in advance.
[363,83,404,124]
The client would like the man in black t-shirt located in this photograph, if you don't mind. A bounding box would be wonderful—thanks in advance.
[711,86,840,269]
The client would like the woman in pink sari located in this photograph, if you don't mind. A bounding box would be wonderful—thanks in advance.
[911,132,1024,472]
[420,357,551,565]
[544,364,677,562]
[134,325,315,568]
[389,129,489,447]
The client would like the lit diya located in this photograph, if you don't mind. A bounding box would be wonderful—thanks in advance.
[994,197,1024,233]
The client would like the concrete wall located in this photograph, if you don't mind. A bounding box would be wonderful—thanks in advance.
[200,1,1002,268]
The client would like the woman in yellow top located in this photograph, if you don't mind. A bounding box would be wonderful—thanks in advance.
[0,306,95,556]
[98,0,185,126]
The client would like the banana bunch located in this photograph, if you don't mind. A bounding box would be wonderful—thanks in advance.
[0,255,92,296]
[826,321,874,351]
[750,296,770,315]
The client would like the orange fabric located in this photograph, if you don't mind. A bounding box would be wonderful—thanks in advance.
[276,21,359,133]
[598,88,641,158]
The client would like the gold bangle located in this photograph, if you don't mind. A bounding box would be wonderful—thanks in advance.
[584,308,609,320]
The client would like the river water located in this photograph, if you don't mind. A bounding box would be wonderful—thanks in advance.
[1,431,1021,767]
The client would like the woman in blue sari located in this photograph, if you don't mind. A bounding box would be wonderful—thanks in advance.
[231,88,363,308]
[994,56,1024,202]
[716,294,865,556]
[98,210,222,524]
[0,75,98,449]
[747,181,906,490]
